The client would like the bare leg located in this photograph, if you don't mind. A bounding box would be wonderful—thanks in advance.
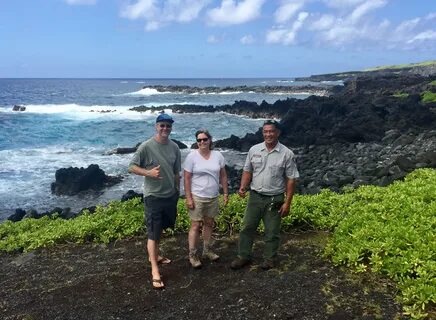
[147,239,163,288]
[188,220,202,253]
[188,221,202,268]
[203,217,219,261]
[202,217,214,247]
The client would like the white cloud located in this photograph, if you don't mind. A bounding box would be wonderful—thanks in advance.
[266,11,308,45]
[274,1,305,24]
[395,17,421,33]
[65,0,96,5]
[240,34,255,44]
[310,14,335,31]
[120,0,157,20]
[121,0,210,31]
[117,0,436,51]
[348,0,387,24]
[207,35,221,43]
[206,0,266,26]
[322,0,366,9]
[407,30,436,43]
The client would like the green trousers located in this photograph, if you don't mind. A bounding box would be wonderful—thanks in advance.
[238,191,284,260]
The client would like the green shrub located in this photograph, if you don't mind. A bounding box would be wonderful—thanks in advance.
[421,91,436,103]
[1,168,435,318]
[324,169,436,319]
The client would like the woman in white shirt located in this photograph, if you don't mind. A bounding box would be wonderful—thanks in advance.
[184,129,229,268]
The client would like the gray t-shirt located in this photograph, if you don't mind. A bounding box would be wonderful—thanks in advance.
[243,141,299,195]
[129,138,181,198]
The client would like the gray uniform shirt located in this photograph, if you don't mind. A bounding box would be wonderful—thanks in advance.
[129,138,181,198]
[243,142,299,196]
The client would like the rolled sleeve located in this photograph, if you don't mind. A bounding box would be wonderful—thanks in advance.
[129,150,142,170]
[243,151,253,172]
[285,154,299,179]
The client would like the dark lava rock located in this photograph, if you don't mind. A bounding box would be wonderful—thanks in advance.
[225,74,436,149]
[106,139,187,155]
[121,190,143,202]
[171,139,188,149]
[51,164,122,196]
[7,208,27,222]
[12,105,26,111]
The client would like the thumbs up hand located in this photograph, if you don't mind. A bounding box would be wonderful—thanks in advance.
[147,165,163,179]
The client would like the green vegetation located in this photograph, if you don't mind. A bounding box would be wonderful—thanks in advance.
[421,91,436,103]
[392,91,409,99]
[365,60,436,71]
[0,168,435,318]
[429,80,436,87]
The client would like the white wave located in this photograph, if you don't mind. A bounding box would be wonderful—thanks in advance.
[0,103,178,121]
[190,91,245,95]
[321,80,344,85]
[123,87,171,96]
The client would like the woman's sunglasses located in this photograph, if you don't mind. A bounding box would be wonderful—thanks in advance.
[196,138,209,143]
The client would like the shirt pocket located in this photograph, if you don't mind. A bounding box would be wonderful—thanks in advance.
[251,157,263,170]
[270,165,285,178]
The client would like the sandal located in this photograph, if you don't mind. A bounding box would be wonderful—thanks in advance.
[148,256,172,265]
[152,278,165,290]
[158,256,171,265]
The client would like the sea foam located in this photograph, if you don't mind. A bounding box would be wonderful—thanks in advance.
[1,104,174,121]
[123,87,170,96]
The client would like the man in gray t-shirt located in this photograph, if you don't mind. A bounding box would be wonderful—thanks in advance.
[128,113,181,289]
[231,119,299,271]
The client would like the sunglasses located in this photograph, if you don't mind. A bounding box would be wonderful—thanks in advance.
[263,119,280,129]
[263,120,279,126]
[158,124,172,128]
[196,138,209,143]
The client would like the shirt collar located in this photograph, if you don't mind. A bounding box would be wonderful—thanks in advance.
[261,141,281,153]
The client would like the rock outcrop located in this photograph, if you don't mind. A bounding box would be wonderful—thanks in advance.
[12,105,26,111]
[51,164,122,196]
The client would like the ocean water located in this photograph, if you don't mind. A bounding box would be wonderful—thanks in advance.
[0,78,328,220]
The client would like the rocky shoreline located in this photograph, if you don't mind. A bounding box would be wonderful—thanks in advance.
[141,84,332,96]
[5,71,436,223]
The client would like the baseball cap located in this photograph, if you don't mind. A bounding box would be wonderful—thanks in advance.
[156,113,174,123]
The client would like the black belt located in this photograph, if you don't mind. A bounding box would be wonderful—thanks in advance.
[251,190,283,198]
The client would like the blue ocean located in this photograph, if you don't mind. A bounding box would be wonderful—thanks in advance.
[0,78,324,220]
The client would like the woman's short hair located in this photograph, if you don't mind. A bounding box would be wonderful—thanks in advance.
[195,129,213,150]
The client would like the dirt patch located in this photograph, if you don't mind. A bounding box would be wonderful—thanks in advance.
[0,231,407,320]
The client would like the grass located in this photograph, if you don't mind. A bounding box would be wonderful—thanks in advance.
[365,60,436,71]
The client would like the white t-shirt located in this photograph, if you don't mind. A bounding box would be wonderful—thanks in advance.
[183,150,226,198]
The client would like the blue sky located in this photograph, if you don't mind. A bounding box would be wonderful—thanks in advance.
[1,0,435,78]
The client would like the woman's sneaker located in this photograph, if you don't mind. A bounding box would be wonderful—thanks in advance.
[203,250,219,261]
[189,254,202,269]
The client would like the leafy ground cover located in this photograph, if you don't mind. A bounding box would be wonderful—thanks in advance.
[0,168,435,319]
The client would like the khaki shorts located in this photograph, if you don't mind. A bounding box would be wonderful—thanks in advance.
[189,195,220,221]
